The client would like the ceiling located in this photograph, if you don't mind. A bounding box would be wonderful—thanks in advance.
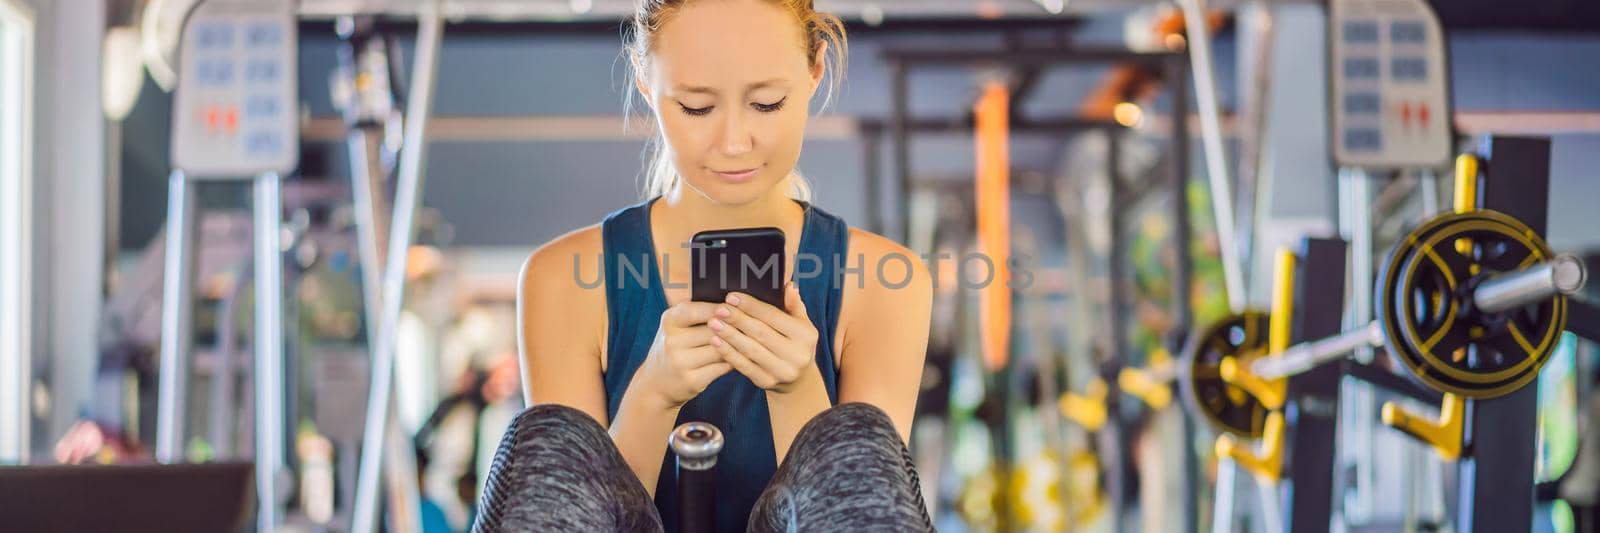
[294,0,1178,21]
[293,0,1600,31]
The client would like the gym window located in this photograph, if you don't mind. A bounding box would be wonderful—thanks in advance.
[0,0,35,465]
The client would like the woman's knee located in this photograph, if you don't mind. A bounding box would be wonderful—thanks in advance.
[804,402,897,440]
[817,402,894,427]
[477,405,658,532]
[510,403,605,434]
[788,402,903,461]
[484,404,611,478]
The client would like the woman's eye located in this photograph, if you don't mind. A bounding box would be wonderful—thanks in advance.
[753,98,787,113]
[679,104,713,117]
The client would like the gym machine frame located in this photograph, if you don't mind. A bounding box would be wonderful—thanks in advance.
[157,2,442,532]
[872,44,1199,532]
[1446,135,1558,532]
[1192,135,1586,532]
[154,2,301,531]
[1196,239,1448,533]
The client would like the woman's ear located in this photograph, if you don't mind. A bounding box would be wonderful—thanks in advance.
[809,41,828,87]
[632,57,656,110]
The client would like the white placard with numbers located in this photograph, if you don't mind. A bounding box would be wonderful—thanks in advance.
[171,0,298,177]
[1330,0,1452,170]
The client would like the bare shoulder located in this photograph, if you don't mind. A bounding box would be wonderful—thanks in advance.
[837,229,932,353]
[518,224,608,353]
[521,224,605,294]
[517,224,611,411]
[844,228,932,294]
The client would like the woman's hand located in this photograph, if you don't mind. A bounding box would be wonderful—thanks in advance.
[708,282,821,394]
[638,302,734,410]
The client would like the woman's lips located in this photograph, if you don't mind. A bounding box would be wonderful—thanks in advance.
[712,167,760,182]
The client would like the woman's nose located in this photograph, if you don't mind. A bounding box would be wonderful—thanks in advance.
[718,111,754,157]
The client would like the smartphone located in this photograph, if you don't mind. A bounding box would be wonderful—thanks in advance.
[690,227,786,308]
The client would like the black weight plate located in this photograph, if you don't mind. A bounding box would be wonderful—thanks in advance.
[1180,311,1272,438]
[1378,210,1566,399]
[1378,212,1453,397]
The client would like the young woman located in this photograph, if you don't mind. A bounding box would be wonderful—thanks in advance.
[475,1,934,531]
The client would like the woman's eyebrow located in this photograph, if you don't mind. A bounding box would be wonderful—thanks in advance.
[674,78,791,95]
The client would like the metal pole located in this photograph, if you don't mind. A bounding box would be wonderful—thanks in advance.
[1105,125,1128,533]
[1419,169,1440,217]
[1338,166,1376,524]
[1474,254,1586,313]
[1343,168,1373,363]
[254,172,286,533]
[210,263,250,459]
[352,1,442,531]
[890,60,910,244]
[156,169,196,463]
[1233,5,1275,303]
[348,128,389,325]
[105,120,123,298]
[862,125,883,236]
[1176,0,1246,313]
[1168,106,1199,533]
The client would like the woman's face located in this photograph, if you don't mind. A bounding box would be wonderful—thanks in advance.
[638,0,824,205]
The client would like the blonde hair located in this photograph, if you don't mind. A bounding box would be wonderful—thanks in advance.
[624,0,849,201]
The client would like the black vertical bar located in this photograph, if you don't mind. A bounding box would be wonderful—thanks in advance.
[1104,124,1129,532]
[1107,122,1132,531]
[1284,238,1348,533]
[1567,299,1600,344]
[890,61,911,244]
[862,124,884,235]
[1458,135,1549,533]
[678,464,715,533]
[1170,55,1199,533]
[1107,124,1123,320]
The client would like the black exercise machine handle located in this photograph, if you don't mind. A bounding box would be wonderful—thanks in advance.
[670,421,724,533]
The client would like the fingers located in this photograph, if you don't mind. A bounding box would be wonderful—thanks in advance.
[665,325,716,350]
[713,305,787,349]
[725,285,813,341]
[711,336,780,388]
[710,317,797,384]
[685,361,734,388]
[662,301,722,329]
[672,345,723,369]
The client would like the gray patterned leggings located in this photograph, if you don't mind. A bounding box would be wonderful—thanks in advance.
[472,402,933,532]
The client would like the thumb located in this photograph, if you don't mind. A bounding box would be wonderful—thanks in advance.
[785,281,809,320]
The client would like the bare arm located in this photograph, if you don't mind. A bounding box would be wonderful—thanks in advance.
[518,228,715,497]
[836,231,933,445]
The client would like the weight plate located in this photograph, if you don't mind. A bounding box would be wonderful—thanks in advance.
[1180,311,1272,438]
[1378,210,1566,399]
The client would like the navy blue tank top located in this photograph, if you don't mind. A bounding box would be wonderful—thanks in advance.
[600,198,848,533]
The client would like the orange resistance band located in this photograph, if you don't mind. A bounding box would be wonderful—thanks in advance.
[975,81,1012,372]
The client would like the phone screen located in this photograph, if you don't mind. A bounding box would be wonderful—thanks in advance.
[689,227,786,308]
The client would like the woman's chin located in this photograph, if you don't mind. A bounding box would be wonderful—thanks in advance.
[689,178,781,206]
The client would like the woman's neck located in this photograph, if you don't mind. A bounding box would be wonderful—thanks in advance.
[656,183,802,232]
